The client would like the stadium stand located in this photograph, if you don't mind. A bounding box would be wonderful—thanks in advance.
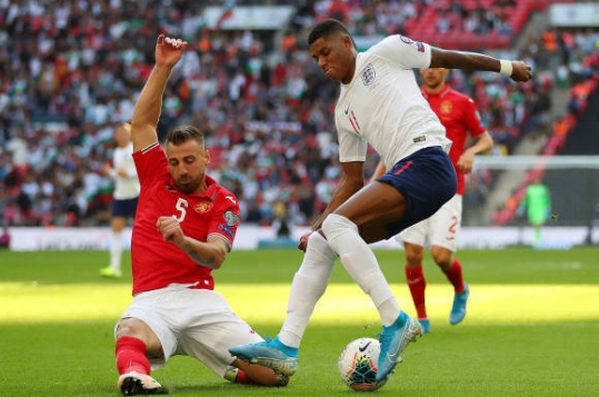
[491,28,599,226]
[0,0,595,230]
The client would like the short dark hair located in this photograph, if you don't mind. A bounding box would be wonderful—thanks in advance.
[167,125,205,149]
[308,18,355,48]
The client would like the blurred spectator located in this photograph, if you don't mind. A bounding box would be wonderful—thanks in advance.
[0,224,10,248]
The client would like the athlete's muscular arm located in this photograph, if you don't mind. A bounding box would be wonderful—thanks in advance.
[430,48,532,82]
[298,161,364,251]
[131,35,188,152]
[457,131,494,174]
[156,216,228,269]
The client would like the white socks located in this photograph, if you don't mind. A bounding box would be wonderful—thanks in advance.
[322,214,400,326]
[278,233,337,348]
[110,231,123,271]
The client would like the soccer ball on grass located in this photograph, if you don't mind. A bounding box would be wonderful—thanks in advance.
[338,337,389,391]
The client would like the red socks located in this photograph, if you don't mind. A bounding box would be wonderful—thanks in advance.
[443,258,465,294]
[232,368,256,384]
[116,336,151,375]
[405,265,427,319]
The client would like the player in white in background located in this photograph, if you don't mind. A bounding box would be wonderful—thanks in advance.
[230,18,531,383]
[100,123,140,278]
[372,68,494,333]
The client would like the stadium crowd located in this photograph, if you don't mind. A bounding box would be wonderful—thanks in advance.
[1,0,597,229]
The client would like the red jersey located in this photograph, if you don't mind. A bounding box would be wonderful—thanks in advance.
[130,142,240,295]
[422,85,486,195]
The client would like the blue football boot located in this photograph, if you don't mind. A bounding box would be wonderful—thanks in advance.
[376,312,422,382]
[418,318,431,334]
[449,283,470,325]
[229,336,298,377]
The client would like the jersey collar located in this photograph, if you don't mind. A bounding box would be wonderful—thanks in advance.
[422,84,451,99]
[174,175,218,200]
[194,175,218,200]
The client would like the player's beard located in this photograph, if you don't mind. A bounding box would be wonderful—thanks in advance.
[425,78,442,90]
[175,177,201,195]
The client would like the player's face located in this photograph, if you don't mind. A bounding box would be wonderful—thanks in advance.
[420,68,449,90]
[166,139,210,195]
[310,34,355,83]
[114,125,132,148]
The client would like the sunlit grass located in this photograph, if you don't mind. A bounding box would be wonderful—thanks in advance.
[3,282,598,325]
[1,249,598,396]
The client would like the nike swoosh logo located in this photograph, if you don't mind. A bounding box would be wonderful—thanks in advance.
[344,104,350,115]
[386,329,406,361]
[359,341,371,352]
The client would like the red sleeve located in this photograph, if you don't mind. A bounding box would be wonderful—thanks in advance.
[207,191,240,250]
[463,97,487,138]
[132,142,169,186]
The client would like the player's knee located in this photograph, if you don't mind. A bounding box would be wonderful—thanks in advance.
[322,214,356,241]
[306,231,336,261]
[405,245,424,268]
[431,246,453,268]
[116,318,145,339]
[307,231,328,252]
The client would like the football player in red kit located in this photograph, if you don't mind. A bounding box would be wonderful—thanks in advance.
[112,35,286,396]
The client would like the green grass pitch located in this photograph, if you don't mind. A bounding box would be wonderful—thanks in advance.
[1,248,598,396]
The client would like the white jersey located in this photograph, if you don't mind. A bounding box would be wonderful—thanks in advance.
[112,142,140,200]
[335,35,452,168]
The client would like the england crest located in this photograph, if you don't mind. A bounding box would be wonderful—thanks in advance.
[361,63,376,86]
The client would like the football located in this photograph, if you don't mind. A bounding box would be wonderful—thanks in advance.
[338,337,388,391]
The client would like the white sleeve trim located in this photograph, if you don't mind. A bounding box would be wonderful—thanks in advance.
[141,141,160,154]
[339,156,366,163]
[207,233,233,252]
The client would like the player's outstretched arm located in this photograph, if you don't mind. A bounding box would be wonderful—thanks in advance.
[131,35,189,152]
[430,47,532,82]
[156,216,228,269]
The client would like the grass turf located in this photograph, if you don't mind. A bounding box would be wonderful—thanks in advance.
[0,248,598,396]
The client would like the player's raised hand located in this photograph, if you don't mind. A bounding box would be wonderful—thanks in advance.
[510,61,532,82]
[155,34,188,68]
[156,216,185,246]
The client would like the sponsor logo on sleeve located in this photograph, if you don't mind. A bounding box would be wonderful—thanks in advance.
[416,42,425,52]
[224,211,239,227]
[217,223,234,238]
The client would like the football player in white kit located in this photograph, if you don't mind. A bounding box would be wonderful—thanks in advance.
[230,19,532,383]
[100,123,140,278]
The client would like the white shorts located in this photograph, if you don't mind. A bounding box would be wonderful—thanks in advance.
[114,283,263,377]
[397,194,462,252]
